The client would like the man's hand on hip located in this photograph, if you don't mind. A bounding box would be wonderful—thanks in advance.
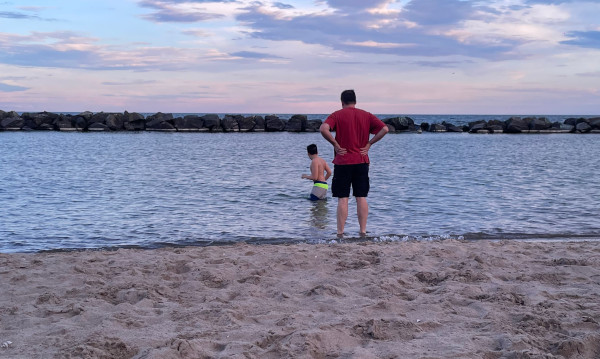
[359,143,371,155]
[335,145,347,155]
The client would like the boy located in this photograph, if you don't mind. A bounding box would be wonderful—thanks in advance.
[301,144,332,200]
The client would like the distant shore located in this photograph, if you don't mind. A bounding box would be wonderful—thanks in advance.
[1,239,599,358]
[1,110,599,134]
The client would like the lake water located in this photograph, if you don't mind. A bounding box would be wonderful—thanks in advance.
[1,129,600,252]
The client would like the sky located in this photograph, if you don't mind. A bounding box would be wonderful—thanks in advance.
[0,0,599,114]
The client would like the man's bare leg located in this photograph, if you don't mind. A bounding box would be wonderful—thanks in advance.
[337,197,349,235]
[356,196,368,235]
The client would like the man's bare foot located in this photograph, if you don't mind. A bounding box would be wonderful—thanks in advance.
[359,232,367,237]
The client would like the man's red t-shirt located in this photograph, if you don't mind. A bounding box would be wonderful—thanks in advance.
[324,107,386,165]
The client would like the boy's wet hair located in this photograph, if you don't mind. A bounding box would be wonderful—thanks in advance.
[341,89,356,105]
[307,144,318,155]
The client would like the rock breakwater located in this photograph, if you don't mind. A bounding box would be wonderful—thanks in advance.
[1,110,599,134]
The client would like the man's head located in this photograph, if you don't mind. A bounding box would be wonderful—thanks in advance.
[341,89,356,106]
[307,144,318,156]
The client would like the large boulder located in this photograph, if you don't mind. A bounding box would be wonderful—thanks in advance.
[77,111,94,122]
[146,112,173,124]
[221,114,241,132]
[265,115,285,132]
[285,114,307,132]
[21,111,58,130]
[201,114,221,132]
[252,116,265,132]
[88,122,110,131]
[576,122,592,133]
[564,118,579,127]
[469,121,488,133]
[89,112,108,125]
[306,119,322,132]
[487,120,505,131]
[74,116,87,131]
[505,117,529,133]
[55,115,76,131]
[123,111,145,131]
[445,124,463,132]
[174,115,205,131]
[384,117,415,132]
[36,123,54,131]
[589,117,600,129]
[147,121,176,131]
[0,110,19,120]
[468,120,486,130]
[1,116,24,130]
[560,124,575,132]
[105,114,124,131]
[529,117,552,131]
[146,112,175,131]
[429,123,446,132]
[420,122,430,132]
[237,116,256,132]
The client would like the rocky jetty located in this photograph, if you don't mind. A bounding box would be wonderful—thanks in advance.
[1,110,599,134]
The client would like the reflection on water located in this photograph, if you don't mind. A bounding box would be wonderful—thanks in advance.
[1,131,600,252]
[309,200,329,230]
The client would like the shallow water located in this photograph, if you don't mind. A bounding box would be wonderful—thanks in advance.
[1,131,599,252]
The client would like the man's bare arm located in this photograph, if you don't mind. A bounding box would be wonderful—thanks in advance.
[320,123,347,155]
[360,125,389,155]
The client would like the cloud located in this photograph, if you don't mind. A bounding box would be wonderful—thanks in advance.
[0,9,57,21]
[236,2,522,59]
[576,71,600,77]
[561,30,600,48]
[0,31,201,71]
[0,32,107,68]
[102,80,158,85]
[181,28,213,37]
[524,0,578,4]
[411,60,474,68]
[401,0,478,26]
[229,50,286,59]
[146,0,237,3]
[325,0,390,12]
[273,2,294,9]
[139,0,225,22]
[0,11,41,19]
[343,40,416,49]
[0,82,29,92]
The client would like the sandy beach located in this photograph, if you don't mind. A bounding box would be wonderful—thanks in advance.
[1,239,599,358]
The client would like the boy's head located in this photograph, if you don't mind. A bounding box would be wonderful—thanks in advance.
[307,144,318,156]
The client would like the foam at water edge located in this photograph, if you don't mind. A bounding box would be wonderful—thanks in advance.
[374,234,465,242]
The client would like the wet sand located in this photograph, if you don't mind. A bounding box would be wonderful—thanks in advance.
[1,239,599,358]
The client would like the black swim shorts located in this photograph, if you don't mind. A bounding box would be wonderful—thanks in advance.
[331,163,370,198]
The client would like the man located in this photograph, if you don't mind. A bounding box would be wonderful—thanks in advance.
[320,89,389,236]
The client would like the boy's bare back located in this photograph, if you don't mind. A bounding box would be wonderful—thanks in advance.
[310,156,331,182]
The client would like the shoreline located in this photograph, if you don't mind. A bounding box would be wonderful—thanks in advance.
[7,234,600,255]
[1,239,599,358]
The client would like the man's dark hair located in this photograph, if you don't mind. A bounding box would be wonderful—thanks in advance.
[307,144,318,155]
[341,89,356,105]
